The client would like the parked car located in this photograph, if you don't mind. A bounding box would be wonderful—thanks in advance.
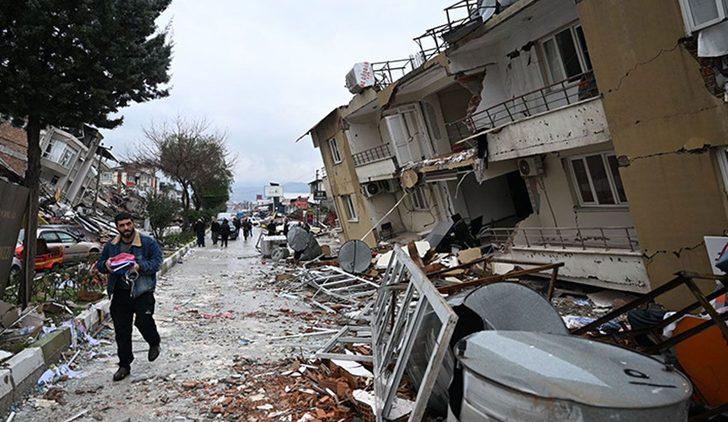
[18,227,101,265]
[14,241,64,272]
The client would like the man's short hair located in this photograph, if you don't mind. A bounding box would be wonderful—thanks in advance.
[114,212,134,224]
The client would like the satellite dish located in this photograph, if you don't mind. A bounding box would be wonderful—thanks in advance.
[479,0,497,22]
[287,226,309,252]
[339,240,372,274]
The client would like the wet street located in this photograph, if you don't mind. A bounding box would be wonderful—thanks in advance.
[12,228,333,421]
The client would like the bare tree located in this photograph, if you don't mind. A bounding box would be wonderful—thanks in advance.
[135,117,235,213]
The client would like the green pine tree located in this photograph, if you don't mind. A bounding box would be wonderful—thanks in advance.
[0,0,173,306]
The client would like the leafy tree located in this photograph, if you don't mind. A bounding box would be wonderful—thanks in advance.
[146,193,180,241]
[0,0,173,306]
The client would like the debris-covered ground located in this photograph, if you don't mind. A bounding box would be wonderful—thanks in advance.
[10,228,370,421]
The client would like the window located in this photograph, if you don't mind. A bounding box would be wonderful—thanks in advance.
[59,146,78,168]
[540,24,592,83]
[679,0,728,32]
[56,231,76,244]
[410,185,429,211]
[39,231,60,243]
[328,138,342,164]
[341,195,358,221]
[42,138,56,158]
[568,152,628,206]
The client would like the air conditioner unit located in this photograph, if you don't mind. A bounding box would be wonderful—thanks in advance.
[345,62,375,94]
[518,157,544,178]
[363,182,381,198]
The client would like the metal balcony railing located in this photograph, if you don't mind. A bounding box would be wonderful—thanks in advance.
[446,71,600,142]
[371,58,419,89]
[352,144,394,167]
[481,226,639,252]
[413,0,483,57]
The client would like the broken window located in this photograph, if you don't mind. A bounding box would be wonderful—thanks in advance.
[342,194,358,221]
[540,23,592,83]
[410,185,430,211]
[328,138,342,164]
[568,152,628,207]
[679,0,728,32]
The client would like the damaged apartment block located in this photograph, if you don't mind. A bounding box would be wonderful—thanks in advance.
[299,0,728,420]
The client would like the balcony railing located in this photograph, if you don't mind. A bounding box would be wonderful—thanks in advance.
[481,226,639,252]
[352,144,394,167]
[446,71,600,143]
[413,0,483,57]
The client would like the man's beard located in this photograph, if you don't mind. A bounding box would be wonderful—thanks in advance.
[121,228,135,240]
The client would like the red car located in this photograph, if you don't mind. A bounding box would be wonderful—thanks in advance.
[15,241,64,272]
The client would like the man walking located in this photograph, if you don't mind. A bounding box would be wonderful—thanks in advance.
[219,218,231,248]
[96,212,163,381]
[211,218,220,246]
[193,218,206,247]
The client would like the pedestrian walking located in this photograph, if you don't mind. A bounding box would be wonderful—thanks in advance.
[194,218,206,247]
[282,217,289,237]
[243,217,253,240]
[233,217,241,238]
[96,212,162,382]
[220,218,231,248]
[211,218,220,245]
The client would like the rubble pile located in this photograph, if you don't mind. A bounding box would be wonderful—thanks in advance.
[182,358,372,421]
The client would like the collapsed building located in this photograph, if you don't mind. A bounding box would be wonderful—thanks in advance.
[301,0,728,307]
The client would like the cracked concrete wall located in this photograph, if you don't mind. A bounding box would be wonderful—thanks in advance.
[577,0,728,306]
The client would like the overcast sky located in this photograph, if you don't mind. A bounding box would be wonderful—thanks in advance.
[100,0,448,188]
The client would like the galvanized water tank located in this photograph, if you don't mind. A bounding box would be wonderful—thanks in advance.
[452,331,692,421]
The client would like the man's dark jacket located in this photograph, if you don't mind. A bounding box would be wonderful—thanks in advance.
[96,231,163,298]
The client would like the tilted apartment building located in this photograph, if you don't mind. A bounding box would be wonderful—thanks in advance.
[307,0,728,302]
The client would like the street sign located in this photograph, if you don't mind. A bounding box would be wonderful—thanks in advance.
[704,236,728,275]
[0,180,29,282]
[314,190,327,201]
[264,185,283,198]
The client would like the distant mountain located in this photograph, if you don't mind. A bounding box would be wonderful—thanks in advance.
[230,182,311,202]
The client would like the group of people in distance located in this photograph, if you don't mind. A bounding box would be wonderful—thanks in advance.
[193,215,253,248]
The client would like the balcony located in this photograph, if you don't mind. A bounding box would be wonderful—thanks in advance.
[448,72,611,161]
[481,226,650,293]
[352,144,398,183]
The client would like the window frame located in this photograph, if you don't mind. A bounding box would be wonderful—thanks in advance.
[328,138,342,165]
[410,185,430,211]
[39,231,61,243]
[679,0,727,33]
[341,194,358,222]
[539,23,592,84]
[567,152,628,208]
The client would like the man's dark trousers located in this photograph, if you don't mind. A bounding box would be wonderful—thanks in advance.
[111,291,160,369]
